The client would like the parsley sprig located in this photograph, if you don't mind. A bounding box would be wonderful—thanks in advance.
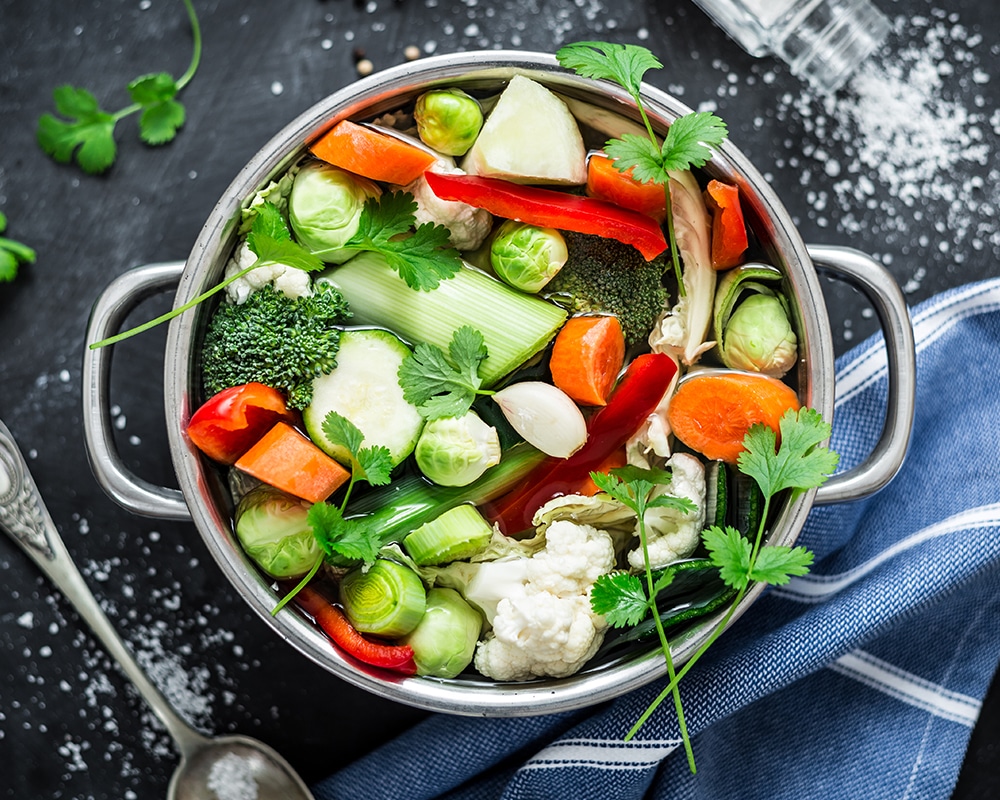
[0,212,36,284]
[622,408,838,750]
[345,191,463,291]
[398,325,494,419]
[589,465,699,772]
[89,201,323,349]
[556,41,728,291]
[37,0,201,174]
[271,412,391,615]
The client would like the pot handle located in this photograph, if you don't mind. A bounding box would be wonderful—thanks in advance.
[807,245,916,504]
[82,261,192,521]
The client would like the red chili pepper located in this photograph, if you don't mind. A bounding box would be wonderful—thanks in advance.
[704,179,749,269]
[482,352,678,534]
[294,586,418,675]
[186,382,299,465]
[424,171,668,261]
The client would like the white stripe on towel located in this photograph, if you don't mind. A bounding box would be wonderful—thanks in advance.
[830,649,981,727]
[521,738,681,772]
[773,503,1000,602]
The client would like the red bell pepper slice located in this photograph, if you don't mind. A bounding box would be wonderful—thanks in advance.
[424,171,668,261]
[294,586,418,675]
[704,179,749,269]
[186,382,298,465]
[482,352,678,534]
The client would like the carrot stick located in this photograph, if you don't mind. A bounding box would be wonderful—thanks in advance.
[586,152,667,223]
[309,120,436,185]
[666,372,799,464]
[704,179,749,269]
[235,422,351,503]
[549,315,626,406]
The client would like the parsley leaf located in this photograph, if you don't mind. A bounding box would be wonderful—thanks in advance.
[751,544,814,585]
[659,112,730,172]
[702,525,752,589]
[321,412,394,491]
[738,407,840,499]
[591,573,650,628]
[397,326,492,419]
[0,212,36,284]
[37,0,201,174]
[246,202,325,273]
[555,41,662,98]
[345,191,463,291]
[307,502,380,566]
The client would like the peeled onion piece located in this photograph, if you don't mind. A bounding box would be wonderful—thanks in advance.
[492,381,587,458]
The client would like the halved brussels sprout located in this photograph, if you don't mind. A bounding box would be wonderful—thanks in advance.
[234,486,320,579]
[414,88,484,156]
[414,411,501,487]
[490,220,568,293]
[401,587,483,678]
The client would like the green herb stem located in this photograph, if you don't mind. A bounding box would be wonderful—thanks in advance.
[177,0,202,90]
[271,554,324,616]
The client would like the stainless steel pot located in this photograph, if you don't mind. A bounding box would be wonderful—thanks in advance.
[82,51,916,716]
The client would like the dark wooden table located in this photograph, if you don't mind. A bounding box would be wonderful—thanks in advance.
[1,0,997,797]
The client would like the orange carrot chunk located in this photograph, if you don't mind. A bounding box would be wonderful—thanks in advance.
[586,152,667,224]
[309,119,437,185]
[549,315,626,407]
[575,447,629,496]
[666,372,800,464]
[235,422,350,503]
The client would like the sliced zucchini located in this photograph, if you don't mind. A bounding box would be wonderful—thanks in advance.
[303,328,424,467]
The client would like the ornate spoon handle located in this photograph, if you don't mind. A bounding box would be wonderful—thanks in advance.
[0,418,207,754]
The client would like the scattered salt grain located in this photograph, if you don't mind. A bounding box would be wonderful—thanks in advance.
[207,753,260,800]
[17,611,34,629]
[270,81,284,96]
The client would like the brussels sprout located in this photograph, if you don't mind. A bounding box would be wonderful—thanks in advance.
[414,88,484,157]
[414,411,501,487]
[713,263,798,378]
[489,220,568,293]
[288,161,381,263]
[720,293,798,376]
[401,587,483,678]
[234,486,320,579]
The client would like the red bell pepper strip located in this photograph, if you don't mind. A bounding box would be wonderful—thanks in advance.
[482,352,678,534]
[186,382,298,465]
[424,171,668,262]
[704,179,749,269]
[294,586,418,675]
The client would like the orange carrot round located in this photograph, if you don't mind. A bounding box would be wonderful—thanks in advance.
[549,315,626,406]
[309,120,436,185]
[586,152,667,223]
[667,372,799,463]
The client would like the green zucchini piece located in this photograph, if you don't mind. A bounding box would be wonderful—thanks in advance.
[403,504,494,566]
[339,558,426,638]
[320,252,568,386]
[303,328,424,467]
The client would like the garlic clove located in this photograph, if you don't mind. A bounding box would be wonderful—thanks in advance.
[492,381,588,458]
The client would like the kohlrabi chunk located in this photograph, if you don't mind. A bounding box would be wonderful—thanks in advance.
[304,328,424,467]
[462,75,587,185]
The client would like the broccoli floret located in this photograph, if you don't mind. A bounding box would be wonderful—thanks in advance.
[201,281,351,409]
[544,231,669,345]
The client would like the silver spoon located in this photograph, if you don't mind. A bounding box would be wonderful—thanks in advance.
[0,418,316,800]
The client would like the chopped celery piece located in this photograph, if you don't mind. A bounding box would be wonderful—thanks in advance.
[319,252,568,386]
[403,504,494,566]
[339,558,426,638]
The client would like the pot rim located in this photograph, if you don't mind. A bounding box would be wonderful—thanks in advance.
[163,50,832,716]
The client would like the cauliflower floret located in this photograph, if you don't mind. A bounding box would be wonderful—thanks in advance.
[223,242,312,305]
[527,520,616,597]
[403,157,492,250]
[627,453,706,571]
[474,592,606,681]
[472,521,615,681]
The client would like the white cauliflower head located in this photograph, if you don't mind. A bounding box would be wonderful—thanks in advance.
[527,520,616,598]
[627,452,706,571]
[223,241,312,305]
[404,157,492,251]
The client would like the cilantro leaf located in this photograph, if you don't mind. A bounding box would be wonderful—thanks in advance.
[246,202,324,273]
[397,326,491,419]
[702,525,753,590]
[659,111,729,172]
[128,72,186,145]
[321,411,394,489]
[308,502,380,566]
[37,86,118,174]
[0,212,36,284]
[556,41,662,98]
[738,407,840,499]
[605,134,667,185]
[346,192,463,291]
[750,545,814,585]
[591,572,650,627]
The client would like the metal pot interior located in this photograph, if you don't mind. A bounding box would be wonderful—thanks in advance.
[163,51,834,716]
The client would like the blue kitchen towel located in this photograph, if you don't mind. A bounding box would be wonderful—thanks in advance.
[313,278,1000,800]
